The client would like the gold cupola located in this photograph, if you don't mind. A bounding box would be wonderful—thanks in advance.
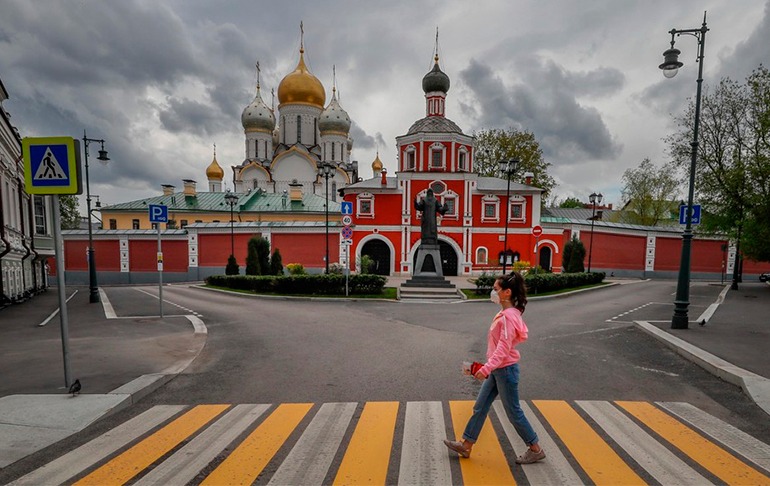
[277,27,326,109]
[371,152,383,172]
[206,148,224,180]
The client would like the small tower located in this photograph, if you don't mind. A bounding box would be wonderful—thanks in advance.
[319,66,352,165]
[206,144,224,192]
[371,151,383,177]
[242,62,276,160]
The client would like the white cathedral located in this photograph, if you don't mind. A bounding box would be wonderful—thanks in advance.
[204,28,362,201]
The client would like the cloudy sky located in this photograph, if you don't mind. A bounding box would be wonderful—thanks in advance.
[1,0,768,212]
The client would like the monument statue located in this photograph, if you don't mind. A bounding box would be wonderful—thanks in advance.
[414,189,448,245]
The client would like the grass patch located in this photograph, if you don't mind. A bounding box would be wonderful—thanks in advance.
[205,284,397,300]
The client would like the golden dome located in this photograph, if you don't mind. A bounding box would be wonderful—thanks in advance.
[206,156,224,180]
[372,153,383,171]
[277,49,326,109]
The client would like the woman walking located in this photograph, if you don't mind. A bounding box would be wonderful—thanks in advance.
[444,272,545,464]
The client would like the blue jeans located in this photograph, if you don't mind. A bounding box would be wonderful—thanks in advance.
[462,363,538,446]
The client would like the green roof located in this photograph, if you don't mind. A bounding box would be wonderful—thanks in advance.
[102,190,340,214]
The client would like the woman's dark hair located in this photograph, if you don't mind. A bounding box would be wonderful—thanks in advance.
[496,271,527,313]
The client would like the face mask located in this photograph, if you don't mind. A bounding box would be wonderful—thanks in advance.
[490,289,501,305]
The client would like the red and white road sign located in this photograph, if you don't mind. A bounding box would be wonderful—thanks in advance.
[532,225,543,237]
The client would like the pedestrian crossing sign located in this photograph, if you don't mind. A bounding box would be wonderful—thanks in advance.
[22,137,82,195]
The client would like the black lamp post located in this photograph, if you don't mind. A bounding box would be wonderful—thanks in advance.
[320,162,333,273]
[498,158,519,275]
[82,130,109,303]
[659,12,708,329]
[224,191,238,259]
[587,192,603,273]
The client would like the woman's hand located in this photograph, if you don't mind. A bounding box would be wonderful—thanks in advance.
[474,370,486,381]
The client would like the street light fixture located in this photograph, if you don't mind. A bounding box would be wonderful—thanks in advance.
[498,158,519,275]
[82,130,109,303]
[320,162,333,273]
[224,191,239,260]
[659,12,708,329]
[587,192,603,273]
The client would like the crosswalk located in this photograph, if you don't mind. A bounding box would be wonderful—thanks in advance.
[9,400,770,485]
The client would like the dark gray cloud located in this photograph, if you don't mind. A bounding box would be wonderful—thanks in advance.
[459,57,622,163]
[158,97,230,137]
[350,122,387,152]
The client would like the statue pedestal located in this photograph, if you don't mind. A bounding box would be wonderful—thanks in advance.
[414,244,443,277]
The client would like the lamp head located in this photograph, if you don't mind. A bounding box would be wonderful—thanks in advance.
[498,158,519,175]
[659,48,683,78]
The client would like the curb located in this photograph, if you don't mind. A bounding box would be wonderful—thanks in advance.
[634,320,770,417]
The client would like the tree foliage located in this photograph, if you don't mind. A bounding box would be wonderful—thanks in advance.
[666,65,770,262]
[59,195,81,229]
[559,197,584,208]
[620,158,680,226]
[246,236,272,275]
[225,255,239,275]
[562,235,586,273]
[473,128,557,201]
[269,248,284,275]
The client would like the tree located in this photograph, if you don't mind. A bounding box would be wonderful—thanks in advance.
[225,255,239,275]
[59,195,81,229]
[619,158,680,226]
[245,238,261,275]
[562,235,585,273]
[666,65,770,262]
[473,128,557,202]
[269,248,284,275]
[559,197,584,208]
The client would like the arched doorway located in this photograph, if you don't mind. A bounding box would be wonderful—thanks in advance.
[539,246,552,272]
[360,239,391,275]
[412,240,459,276]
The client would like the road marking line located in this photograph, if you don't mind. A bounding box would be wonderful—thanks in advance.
[134,287,199,315]
[334,401,399,486]
[74,404,228,486]
[37,289,78,326]
[494,401,583,485]
[185,315,207,334]
[202,403,312,486]
[134,404,269,486]
[658,401,770,474]
[399,401,452,486]
[99,288,117,319]
[577,401,707,484]
[268,402,357,485]
[533,400,646,485]
[617,401,770,485]
[8,405,184,486]
[449,400,516,485]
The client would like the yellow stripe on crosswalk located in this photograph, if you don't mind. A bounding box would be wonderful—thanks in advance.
[449,400,517,485]
[334,401,399,486]
[74,404,228,486]
[617,401,770,485]
[201,403,313,486]
[533,400,645,486]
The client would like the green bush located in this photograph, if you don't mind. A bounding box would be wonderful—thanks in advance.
[563,235,586,273]
[225,255,239,275]
[360,255,375,274]
[472,270,605,296]
[270,249,284,275]
[206,273,386,296]
[286,263,306,275]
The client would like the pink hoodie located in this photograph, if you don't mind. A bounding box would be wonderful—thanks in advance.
[478,307,529,377]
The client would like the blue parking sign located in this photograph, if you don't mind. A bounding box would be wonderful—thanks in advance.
[679,204,701,225]
[149,204,168,223]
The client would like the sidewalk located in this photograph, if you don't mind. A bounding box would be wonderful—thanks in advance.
[635,282,770,416]
[0,287,206,468]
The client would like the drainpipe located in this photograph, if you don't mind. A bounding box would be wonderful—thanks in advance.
[0,180,11,305]
[18,177,31,298]
[27,194,39,292]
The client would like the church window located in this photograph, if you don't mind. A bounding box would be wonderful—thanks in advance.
[430,181,446,194]
[314,119,317,145]
[332,182,337,201]
[407,150,416,170]
[132,219,140,229]
[443,196,456,217]
[332,142,335,160]
[482,201,499,222]
[358,193,374,217]
[476,247,488,265]
[511,203,523,220]
[431,149,443,168]
[297,115,302,143]
[282,116,285,143]
[458,151,467,171]
[109,219,117,230]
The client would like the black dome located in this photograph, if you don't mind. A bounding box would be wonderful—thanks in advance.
[422,62,450,93]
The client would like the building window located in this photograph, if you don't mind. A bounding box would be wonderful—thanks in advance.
[34,196,47,235]
[132,219,140,229]
[195,220,203,223]
[358,194,374,217]
[297,115,302,144]
[458,151,467,171]
[476,247,488,265]
[109,219,117,230]
[511,203,523,220]
[430,180,446,194]
[443,196,456,217]
[332,142,335,160]
[482,200,499,222]
[405,148,416,170]
[180,219,188,228]
[431,149,442,168]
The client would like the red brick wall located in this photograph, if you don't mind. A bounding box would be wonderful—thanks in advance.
[63,239,120,271]
[199,233,260,266]
[582,233,646,270]
[271,233,338,268]
[129,240,188,272]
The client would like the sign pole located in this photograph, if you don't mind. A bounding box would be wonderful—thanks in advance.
[345,243,349,296]
[51,196,73,388]
[157,224,163,318]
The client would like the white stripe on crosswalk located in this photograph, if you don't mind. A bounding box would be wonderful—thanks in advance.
[134,404,269,486]
[399,401,452,486]
[577,400,708,484]
[494,400,583,485]
[659,401,770,474]
[9,405,185,486]
[267,402,357,485]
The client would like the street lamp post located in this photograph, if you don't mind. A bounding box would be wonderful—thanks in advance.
[82,130,109,303]
[659,12,708,329]
[587,192,603,273]
[224,191,238,260]
[320,163,333,273]
[498,158,519,275]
